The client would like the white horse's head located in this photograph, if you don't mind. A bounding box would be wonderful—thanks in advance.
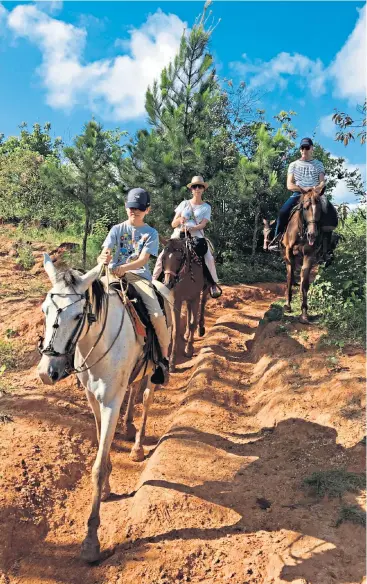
[38,254,103,385]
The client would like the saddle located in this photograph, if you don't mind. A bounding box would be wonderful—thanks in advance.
[109,279,169,384]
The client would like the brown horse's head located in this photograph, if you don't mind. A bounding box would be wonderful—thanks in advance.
[161,239,187,289]
[301,188,322,246]
[262,219,275,250]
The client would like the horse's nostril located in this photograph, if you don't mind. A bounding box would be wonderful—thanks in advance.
[48,366,59,381]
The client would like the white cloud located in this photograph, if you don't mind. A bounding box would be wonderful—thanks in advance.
[330,158,366,207]
[6,4,185,120]
[231,6,366,104]
[319,113,336,139]
[35,1,63,16]
[232,52,327,96]
[329,5,366,103]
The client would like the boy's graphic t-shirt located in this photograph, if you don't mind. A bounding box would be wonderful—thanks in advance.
[103,221,159,281]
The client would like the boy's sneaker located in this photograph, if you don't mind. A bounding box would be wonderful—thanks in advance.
[151,358,170,386]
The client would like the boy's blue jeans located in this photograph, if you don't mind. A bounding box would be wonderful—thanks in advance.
[275,192,301,237]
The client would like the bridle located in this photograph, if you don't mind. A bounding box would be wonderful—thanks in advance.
[38,269,125,376]
[38,292,93,372]
[301,191,321,244]
[163,235,202,287]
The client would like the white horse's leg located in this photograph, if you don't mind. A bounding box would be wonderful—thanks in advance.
[81,395,122,563]
[122,384,137,441]
[130,379,155,462]
[85,388,101,442]
[85,389,112,501]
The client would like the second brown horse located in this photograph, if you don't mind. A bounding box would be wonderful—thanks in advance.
[161,238,209,371]
[264,187,326,324]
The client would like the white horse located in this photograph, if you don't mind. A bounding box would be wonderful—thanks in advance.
[38,254,170,562]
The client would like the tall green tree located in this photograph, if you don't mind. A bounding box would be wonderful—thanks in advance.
[121,3,239,236]
[44,120,126,267]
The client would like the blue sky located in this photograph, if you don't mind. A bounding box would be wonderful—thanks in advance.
[0,1,365,204]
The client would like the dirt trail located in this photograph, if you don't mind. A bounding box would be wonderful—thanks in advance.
[0,230,365,584]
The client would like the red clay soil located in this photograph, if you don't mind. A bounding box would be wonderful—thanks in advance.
[0,230,365,584]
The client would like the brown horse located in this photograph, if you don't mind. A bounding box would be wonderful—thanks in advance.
[264,187,324,324]
[161,237,209,371]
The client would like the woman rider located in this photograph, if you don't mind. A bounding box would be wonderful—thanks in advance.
[153,175,222,298]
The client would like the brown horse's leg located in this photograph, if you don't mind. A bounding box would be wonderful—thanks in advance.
[198,287,209,337]
[284,250,295,313]
[130,379,155,462]
[185,296,200,358]
[85,389,112,502]
[299,256,313,324]
[170,299,182,372]
[121,383,138,441]
[184,303,191,341]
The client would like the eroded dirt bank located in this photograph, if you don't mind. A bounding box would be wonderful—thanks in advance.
[0,232,365,584]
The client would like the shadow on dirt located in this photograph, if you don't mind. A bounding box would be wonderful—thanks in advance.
[119,418,366,584]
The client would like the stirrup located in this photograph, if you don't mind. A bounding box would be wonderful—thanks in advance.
[210,284,222,299]
[268,235,282,252]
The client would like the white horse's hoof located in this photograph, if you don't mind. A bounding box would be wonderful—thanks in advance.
[283,305,292,313]
[130,446,145,462]
[299,315,310,324]
[81,539,101,563]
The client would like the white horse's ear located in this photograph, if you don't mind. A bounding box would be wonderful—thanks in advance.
[43,253,58,285]
[79,263,103,293]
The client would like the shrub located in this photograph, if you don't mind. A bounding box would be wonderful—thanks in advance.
[15,242,35,270]
[308,210,366,344]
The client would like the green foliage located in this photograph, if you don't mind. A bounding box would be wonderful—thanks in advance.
[15,242,35,270]
[44,120,126,267]
[0,340,17,370]
[336,504,366,527]
[309,211,366,344]
[217,254,284,285]
[303,469,365,498]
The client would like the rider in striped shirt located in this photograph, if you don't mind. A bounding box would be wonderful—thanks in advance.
[269,137,327,251]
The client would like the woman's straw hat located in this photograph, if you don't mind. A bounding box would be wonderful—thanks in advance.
[187,175,208,189]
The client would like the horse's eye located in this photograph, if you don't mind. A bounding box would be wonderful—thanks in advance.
[75,314,83,321]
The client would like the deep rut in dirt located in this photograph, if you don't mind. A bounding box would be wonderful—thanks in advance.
[0,234,365,584]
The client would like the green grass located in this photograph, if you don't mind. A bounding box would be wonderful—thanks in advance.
[0,340,18,370]
[336,504,366,527]
[303,469,365,498]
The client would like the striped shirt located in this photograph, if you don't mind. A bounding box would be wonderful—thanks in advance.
[288,159,325,188]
